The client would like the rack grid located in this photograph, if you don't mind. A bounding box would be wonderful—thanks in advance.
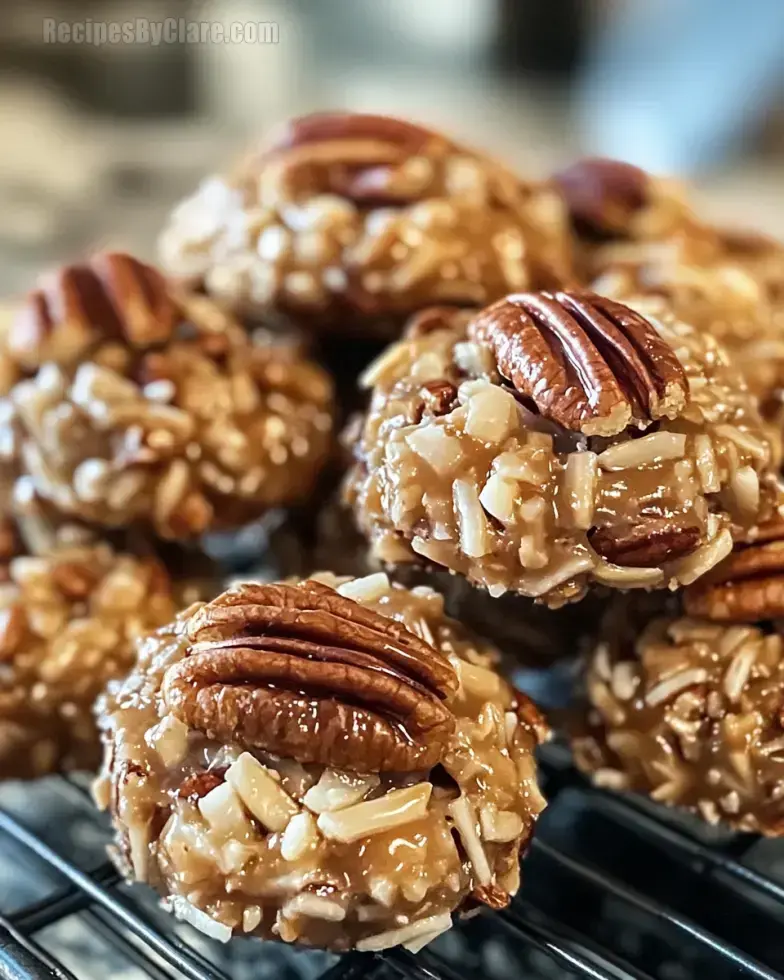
[1,741,782,980]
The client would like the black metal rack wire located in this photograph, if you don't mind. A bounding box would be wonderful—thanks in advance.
[2,741,784,980]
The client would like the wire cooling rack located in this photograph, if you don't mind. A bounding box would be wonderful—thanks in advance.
[2,741,784,980]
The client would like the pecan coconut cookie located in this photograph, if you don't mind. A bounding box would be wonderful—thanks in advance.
[345,291,776,608]
[573,519,784,834]
[0,533,175,779]
[0,252,334,538]
[592,227,784,412]
[158,112,573,340]
[94,573,548,950]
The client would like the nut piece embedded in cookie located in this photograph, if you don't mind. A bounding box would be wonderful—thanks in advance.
[94,572,548,950]
[572,590,784,834]
[469,291,688,436]
[158,111,573,337]
[684,518,784,622]
[588,519,701,569]
[345,293,775,606]
[0,533,175,779]
[0,253,334,538]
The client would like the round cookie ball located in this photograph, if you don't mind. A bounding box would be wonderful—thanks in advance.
[345,291,776,607]
[0,533,175,778]
[574,520,784,834]
[159,112,574,341]
[572,598,784,833]
[0,252,334,538]
[94,572,548,950]
[592,227,784,413]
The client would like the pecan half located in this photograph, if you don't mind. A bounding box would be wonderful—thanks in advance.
[9,252,179,370]
[256,112,449,207]
[554,157,649,239]
[590,519,701,568]
[161,581,458,773]
[468,291,689,437]
[268,112,441,155]
[685,521,784,622]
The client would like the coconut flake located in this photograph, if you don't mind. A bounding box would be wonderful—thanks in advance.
[448,795,492,885]
[225,753,299,831]
[303,769,380,814]
[317,783,432,844]
[356,912,453,952]
[168,897,232,943]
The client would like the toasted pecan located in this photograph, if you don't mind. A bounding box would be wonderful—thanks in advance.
[255,113,450,206]
[405,306,465,339]
[162,580,458,773]
[471,883,511,910]
[177,768,227,804]
[8,252,179,371]
[554,157,649,239]
[590,520,701,568]
[420,380,458,416]
[468,290,689,437]
[685,521,784,622]
[267,112,443,154]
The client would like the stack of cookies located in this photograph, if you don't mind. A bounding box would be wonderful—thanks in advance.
[1,110,783,952]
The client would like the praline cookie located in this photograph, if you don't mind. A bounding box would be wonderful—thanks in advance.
[159,112,573,341]
[0,534,175,779]
[0,252,334,538]
[573,520,784,833]
[94,572,548,950]
[345,292,775,607]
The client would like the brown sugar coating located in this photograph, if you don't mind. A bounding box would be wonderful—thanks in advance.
[345,293,776,608]
[158,112,574,338]
[94,572,548,951]
[0,534,175,779]
[0,253,334,538]
[572,576,784,834]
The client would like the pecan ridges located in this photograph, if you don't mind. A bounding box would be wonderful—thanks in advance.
[162,581,458,773]
[9,252,180,370]
[469,290,689,436]
[685,521,784,622]
[257,112,449,206]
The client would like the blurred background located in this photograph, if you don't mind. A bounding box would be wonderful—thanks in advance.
[0,0,783,294]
